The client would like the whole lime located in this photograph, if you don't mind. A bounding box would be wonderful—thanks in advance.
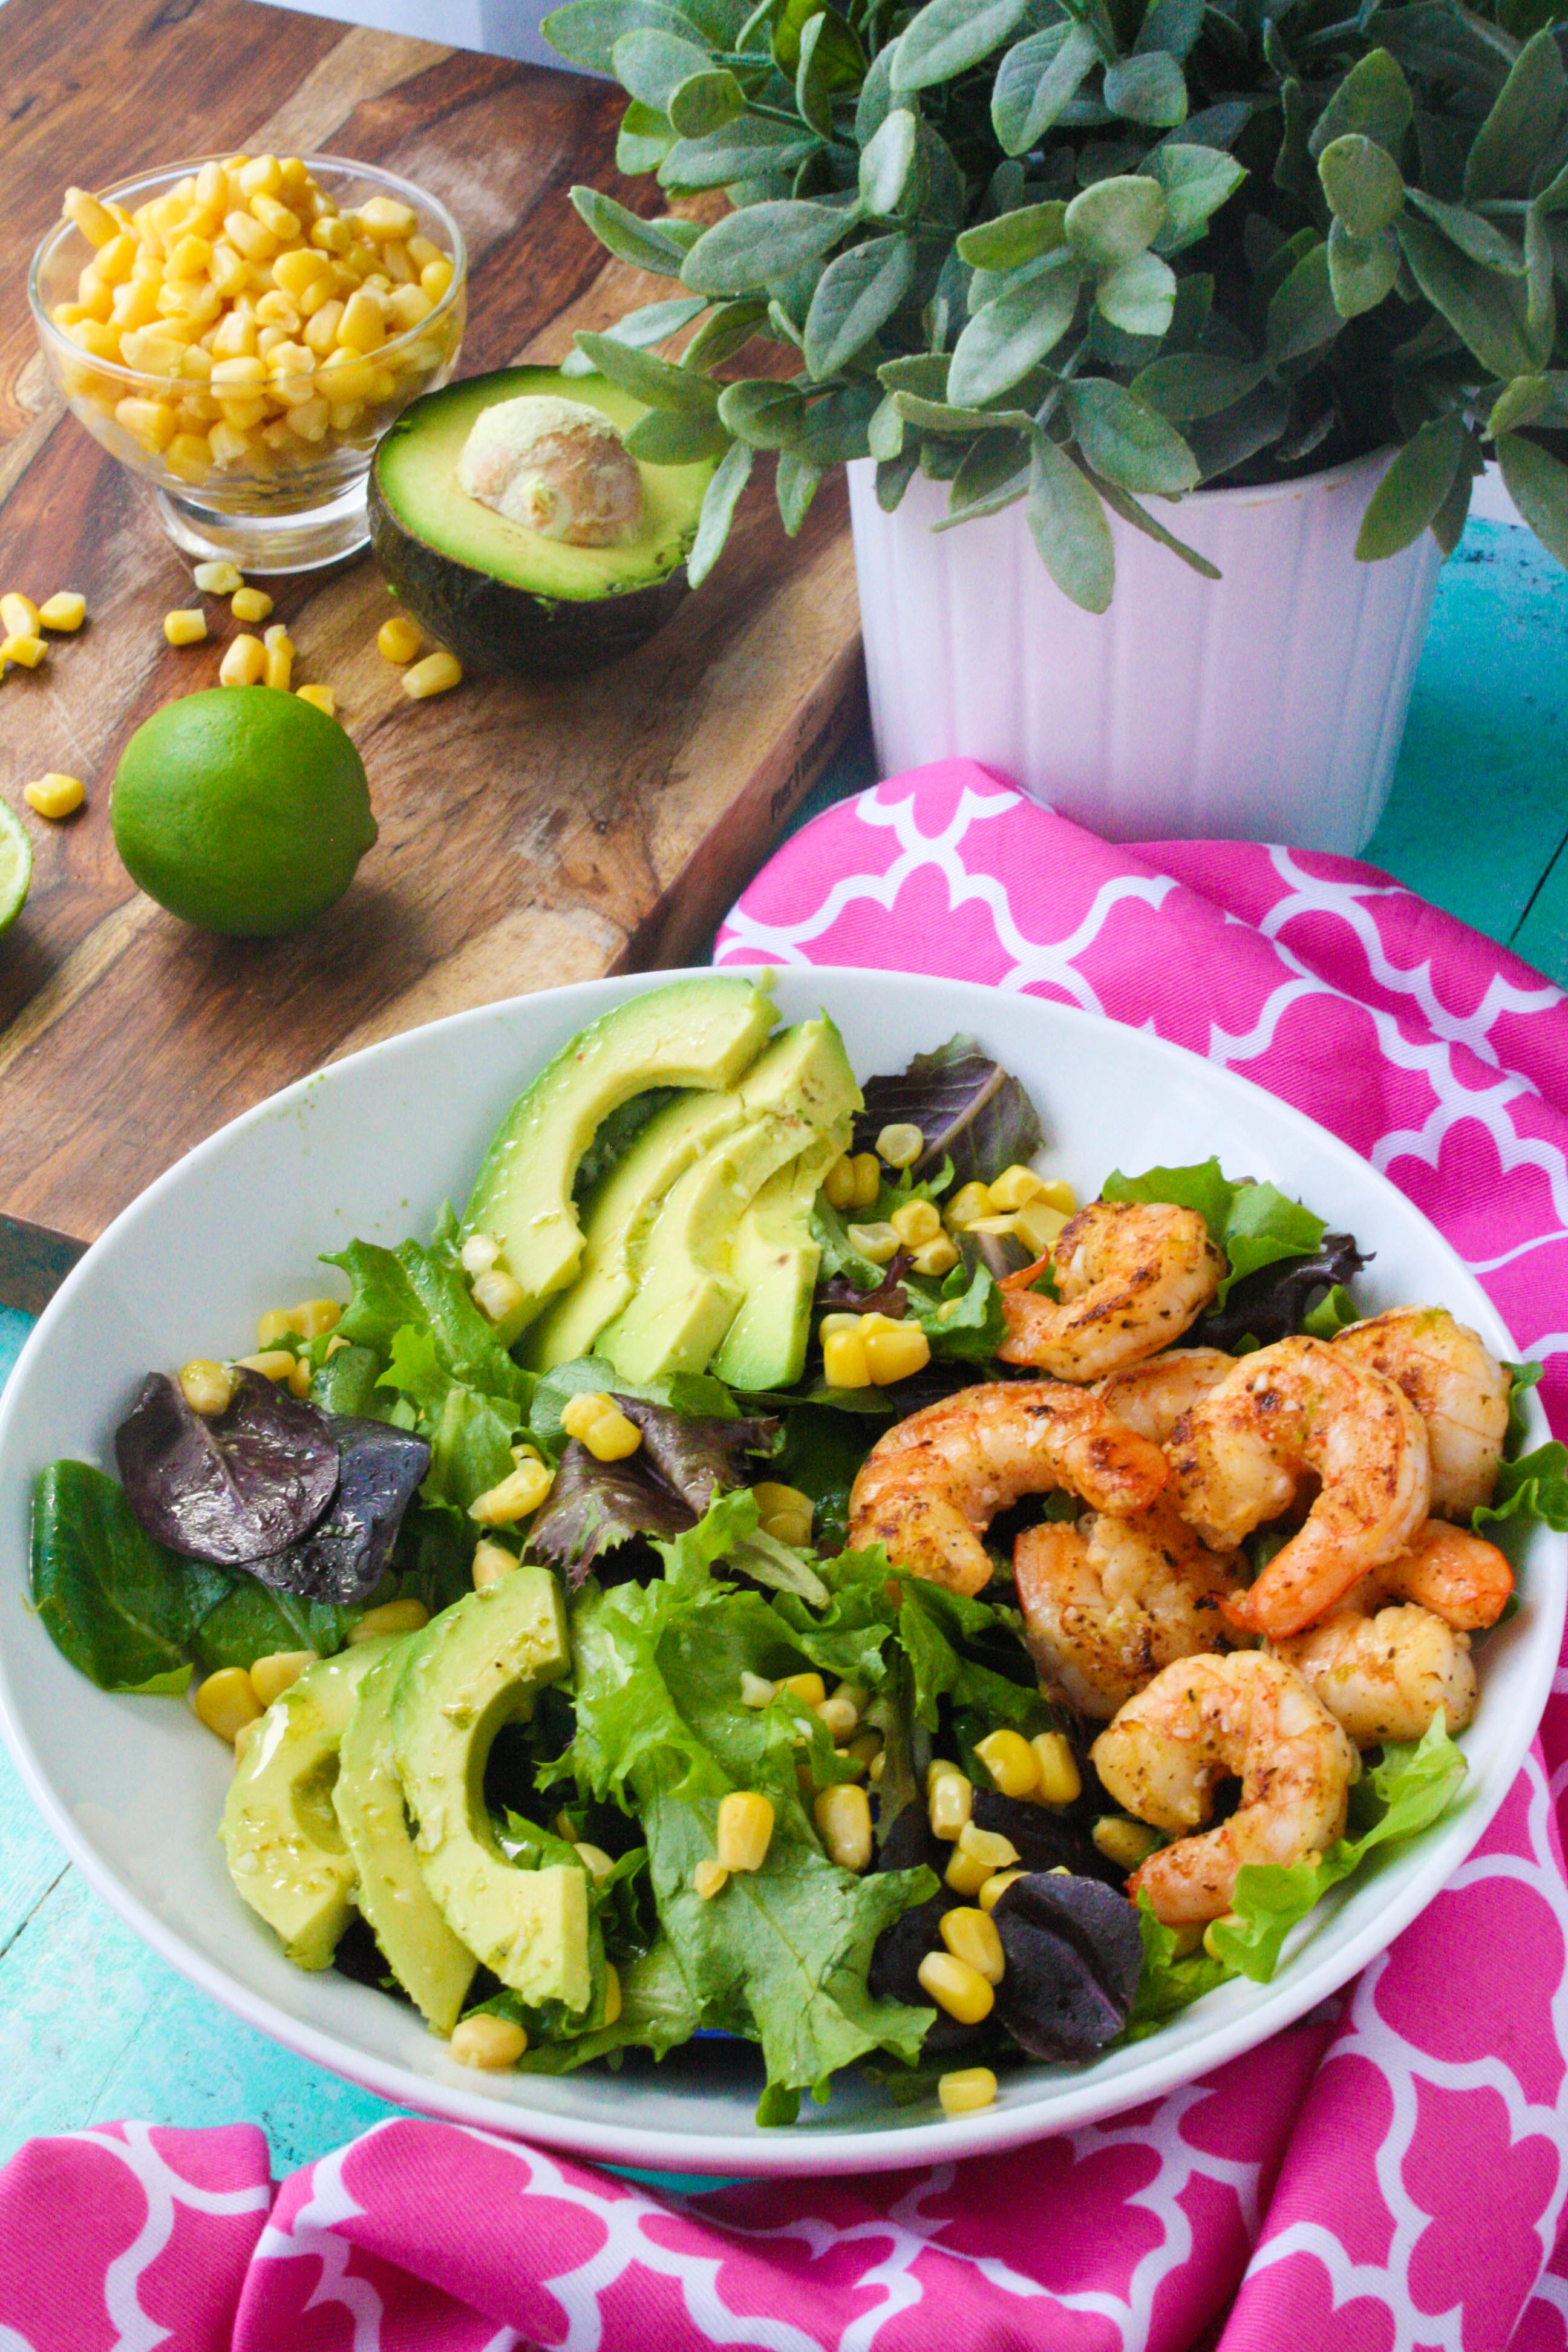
[111,687,377,936]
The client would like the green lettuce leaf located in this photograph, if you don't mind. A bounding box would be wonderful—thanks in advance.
[1102,1157,1326,1307]
[1476,1361,1568,1532]
[903,1259,1007,1361]
[327,1236,532,1411]
[29,1462,227,1694]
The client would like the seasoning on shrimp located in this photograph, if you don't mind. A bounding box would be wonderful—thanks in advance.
[1332,1307,1511,1519]
[1014,1500,1242,1721]
[1095,1347,1235,1443]
[997,1201,1224,1382]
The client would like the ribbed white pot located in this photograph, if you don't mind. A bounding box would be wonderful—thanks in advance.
[847,447,1443,853]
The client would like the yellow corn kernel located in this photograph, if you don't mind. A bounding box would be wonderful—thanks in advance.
[740,1670,776,1709]
[1093,1815,1163,1872]
[377,613,422,664]
[66,317,122,362]
[889,1198,942,1247]
[207,241,250,297]
[37,592,85,633]
[194,560,244,595]
[978,1868,1027,1914]
[716,1790,775,1873]
[864,1322,932,1385]
[817,1694,859,1742]
[472,1537,517,1591]
[868,1746,886,1783]
[336,288,387,353]
[402,649,462,699]
[349,1598,430,1644]
[224,209,278,263]
[988,1164,1046,1213]
[272,246,330,302]
[194,161,228,209]
[821,1154,857,1210]
[468,1458,555,1524]
[206,420,252,467]
[167,433,213,483]
[876,1122,924,1169]
[287,1354,312,1399]
[927,1765,973,1843]
[211,309,258,361]
[253,288,300,332]
[560,1391,615,1442]
[230,585,273,623]
[975,1728,1041,1801]
[910,1235,960,1279]
[407,234,442,271]
[815,1783,873,1872]
[251,194,302,243]
[220,634,266,686]
[110,278,160,333]
[841,1222,895,1268]
[239,154,283,200]
[163,608,207,647]
[421,255,455,302]
[918,1950,995,2025]
[237,1348,296,1382]
[1,593,39,639]
[1013,1200,1070,1258]
[4,636,47,671]
[849,1151,882,1209]
[178,1358,235,1417]
[296,682,336,716]
[470,1266,524,1325]
[22,773,82,819]
[822,1327,871,1388]
[290,1297,341,1339]
[265,641,293,691]
[50,301,92,327]
[946,1822,1021,1898]
[569,1840,613,1887]
[312,214,353,255]
[939,2065,998,2115]
[939,1905,1005,1985]
[64,186,120,247]
[1030,1731,1082,1808]
[601,1962,623,2025]
[1202,1913,1242,1964]
[304,300,346,356]
[780,1671,827,1709]
[580,1406,641,1463]
[211,353,267,393]
[387,283,435,333]
[296,272,335,320]
[693,1858,728,1900]
[218,393,268,432]
[359,194,420,240]
[195,1666,262,1744]
[450,2014,527,2069]
[249,1649,315,1708]
[753,1481,813,1547]
[256,1306,299,1348]
[946,1181,995,1229]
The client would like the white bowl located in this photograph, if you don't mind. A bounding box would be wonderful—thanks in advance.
[0,970,1560,2177]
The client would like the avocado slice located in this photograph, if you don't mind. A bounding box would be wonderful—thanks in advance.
[391,1560,590,2011]
[221,1639,394,1972]
[711,1145,838,1391]
[461,975,776,1345]
[333,1639,477,2033]
[595,1018,860,1383]
[367,367,720,679]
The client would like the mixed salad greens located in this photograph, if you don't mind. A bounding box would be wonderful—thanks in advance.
[25,980,1568,2123]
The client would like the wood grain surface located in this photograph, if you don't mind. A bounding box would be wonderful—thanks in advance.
[0,0,864,1254]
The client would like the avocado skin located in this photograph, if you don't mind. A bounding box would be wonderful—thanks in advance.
[369,469,690,679]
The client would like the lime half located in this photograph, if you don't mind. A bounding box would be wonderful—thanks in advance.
[0,800,30,936]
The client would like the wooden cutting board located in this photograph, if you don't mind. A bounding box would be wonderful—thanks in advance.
[0,0,865,1274]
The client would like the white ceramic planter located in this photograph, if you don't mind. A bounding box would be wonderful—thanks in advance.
[847,447,1444,853]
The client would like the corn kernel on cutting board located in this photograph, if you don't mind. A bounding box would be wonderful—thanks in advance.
[0,0,864,1284]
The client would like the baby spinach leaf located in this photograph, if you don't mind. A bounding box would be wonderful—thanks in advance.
[851,1035,1046,1187]
[116,1370,340,1567]
[30,1461,228,1694]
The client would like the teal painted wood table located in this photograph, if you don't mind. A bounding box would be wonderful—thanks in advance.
[3,505,1568,2177]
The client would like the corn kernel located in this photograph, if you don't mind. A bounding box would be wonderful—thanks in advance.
[560,1391,615,1441]
[890,1199,942,1247]
[1202,1912,1242,1962]
[753,1481,813,1547]
[231,585,273,622]
[37,592,85,632]
[211,353,267,391]
[693,1858,728,1900]
[22,772,82,821]
[1013,1200,1070,1257]
[940,1905,1005,1985]
[359,194,420,240]
[224,209,278,263]
[469,1459,555,1523]
[780,1671,826,1709]
[3,636,46,671]
[964,1214,1019,1239]
[249,1649,315,1708]
[572,1841,614,1884]
[349,1598,430,1644]
[287,1354,312,1399]
[917,1950,994,2025]
[1,593,40,639]
[1093,1815,1163,1872]
[387,283,435,332]
[817,1694,858,1741]
[814,1783,873,1872]
[236,1349,296,1382]
[939,2066,998,2115]
[975,1728,1041,1801]
[716,1790,774,1873]
[273,246,330,302]
[296,683,336,716]
[421,256,455,302]
[910,1235,960,1278]
[978,1869,1027,1913]
[220,634,266,686]
[64,186,120,247]
[194,563,243,596]
[946,1181,995,1228]
[945,1823,1020,1899]
[238,154,284,200]
[864,1323,931,1385]
[256,1307,299,1348]
[337,288,387,352]
[839,1224,895,1271]
[740,1670,777,1708]
[472,1538,517,1591]
[584,1406,642,1462]
[822,1328,871,1388]
[402,649,462,699]
[821,1155,858,1210]
[408,235,442,270]
[927,1765,972,1842]
[868,1747,886,1783]
[163,607,207,647]
[472,1267,524,1324]
[178,1358,235,1417]
[450,2014,527,2068]
[876,1122,924,1168]
[601,1962,623,2024]
[377,613,422,663]
[265,641,293,691]
[1030,1731,1082,1808]
[989,1164,1047,1212]
[849,1152,881,1209]
[195,1666,262,1743]
[291,1297,341,1339]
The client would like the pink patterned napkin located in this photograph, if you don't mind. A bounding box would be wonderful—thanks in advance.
[5,759,1568,2352]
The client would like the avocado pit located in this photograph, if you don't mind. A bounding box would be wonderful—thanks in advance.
[456,394,645,546]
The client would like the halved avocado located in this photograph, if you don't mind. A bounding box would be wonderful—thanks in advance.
[368,367,719,679]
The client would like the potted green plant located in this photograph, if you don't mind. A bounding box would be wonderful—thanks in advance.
[542,0,1568,849]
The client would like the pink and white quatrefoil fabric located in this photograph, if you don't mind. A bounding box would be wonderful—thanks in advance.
[5,758,1568,2352]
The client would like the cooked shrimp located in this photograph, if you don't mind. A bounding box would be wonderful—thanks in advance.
[1272,1603,1476,1746]
[1096,1348,1235,1443]
[1014,1501,1242,1720]
[1167,1337,1430,1640]
[997,1201,1225,1381]
[1090,1651,1357,1925]
[1333,1307,1511,1518]
[1380,1518,1514,1628]
[848,1380,1169,1598]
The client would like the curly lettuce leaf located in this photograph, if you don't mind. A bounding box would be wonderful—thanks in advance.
[529,1356,740,1447]
[328,1236,532,1411]
[902,1259,1006,1362]
[1476,1362,1568,1533]
[1102,1158,1329,1310]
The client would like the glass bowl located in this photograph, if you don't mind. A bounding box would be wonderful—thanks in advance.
[30,154,466,573]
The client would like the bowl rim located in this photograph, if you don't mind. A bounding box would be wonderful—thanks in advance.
[28,151,467,394]
[0,965,1560,2177]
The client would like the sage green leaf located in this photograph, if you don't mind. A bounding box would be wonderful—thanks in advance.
[624,407,733,463]
[791,382,883,463]
[795,12,833,139]
[1307,48,1414,160]
[1327,218,1402,316]
[570,186,702,277]
[544,0,700,74]
[876,446,921,509]
[1027,431,1115,612]
[668,67,747,136]
[867,393,904,460]
[717,377,808,446]
[660,117,819,189]
[992,24,1101,156]
[890,390,1033,433]
[947,251,1080,405]
[1138,0,1203,56]
[560,295,705,377]
[890,0,1031,92]
[855,42,900,142]
[776,450,822,535]
[1091,474,1221,577]
[1429,457,1474,555]
[1147,145,1247,250]
[1465,26,1566,201]
[687,437,753,586]
[1065,378,1199,494]
[1489,375,1552,435]
[1317,133,1405,235]
[1404,189,1526,274]
[1265,240,1340,361]
[933,429,1032,526]
[618,99,676,173]
[613,26,714,106]
[682,200,844,295]
[779,0,864,85]
[1354,416,1466,558]
[957,203,1068,272]
[1103,53,1188,128]
[574,331,719,412]
[1065,176,1168,267]
[1526,201,1555,354]
[1497,430,1568,563]
[877,353,952,398]
[681,297,769,371]
[803,235,916,375]
[1398,214,1538,378]
[1096,249,1177,335]
[912,122,966,227]
[858,108,919,215]
[1131,351,1266,420]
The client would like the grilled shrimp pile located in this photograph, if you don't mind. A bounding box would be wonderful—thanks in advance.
[848,1201,1517,1927]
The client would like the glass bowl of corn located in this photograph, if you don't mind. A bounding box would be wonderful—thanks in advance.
[30,153,466,573]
